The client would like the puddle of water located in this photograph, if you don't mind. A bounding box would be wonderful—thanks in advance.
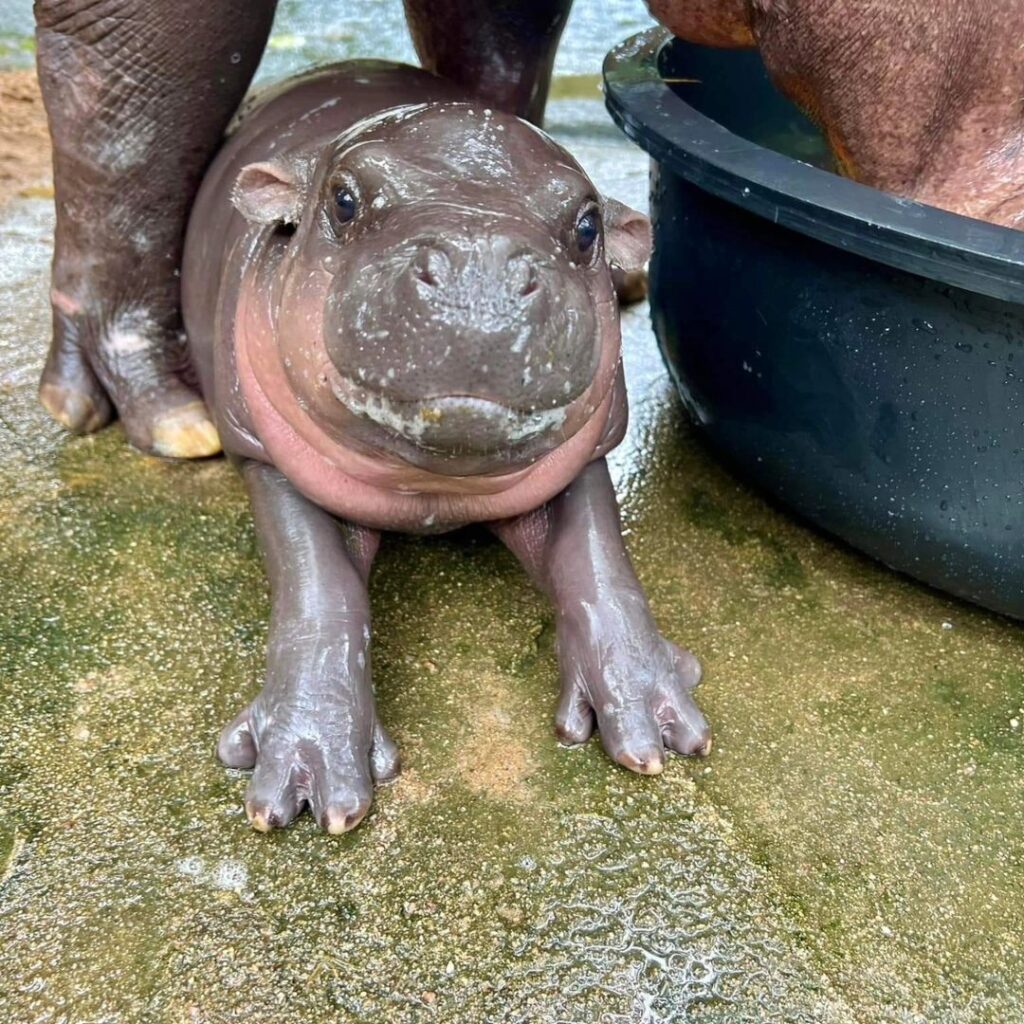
[0,0,32,68]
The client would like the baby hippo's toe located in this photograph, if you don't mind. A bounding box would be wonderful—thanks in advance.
[243,742,376,835]
[245,772,304,833]
[310,783,373,836]
[217,709,257,768]
[369,722,402,783]
[658,688,713,759]
[556,618,712,776]
[657,643,712,758]
[600,708,666,776]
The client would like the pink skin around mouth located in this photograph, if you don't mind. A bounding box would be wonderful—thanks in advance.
[234,273,623,533]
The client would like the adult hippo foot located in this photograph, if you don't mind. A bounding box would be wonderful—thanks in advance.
[555,610,710,771]
[32,0,276,457]
[218,682,400,834]
[39,297,220,458]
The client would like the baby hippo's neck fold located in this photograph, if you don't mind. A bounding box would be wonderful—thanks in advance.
[235,273,625,532]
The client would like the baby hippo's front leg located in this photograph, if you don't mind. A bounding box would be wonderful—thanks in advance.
[493,459,711,773]
[218,462,399,834]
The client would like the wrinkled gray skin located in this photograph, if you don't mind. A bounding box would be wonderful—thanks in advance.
[182,63,711,834]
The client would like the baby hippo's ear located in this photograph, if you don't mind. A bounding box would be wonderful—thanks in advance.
[602,197,652,273]
[231,160,305,226]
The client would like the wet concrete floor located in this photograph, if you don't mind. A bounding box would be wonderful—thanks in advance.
[1,61,1023,1024]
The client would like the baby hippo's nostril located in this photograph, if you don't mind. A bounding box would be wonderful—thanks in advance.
[508,254,539,299]
[412,247,451,288]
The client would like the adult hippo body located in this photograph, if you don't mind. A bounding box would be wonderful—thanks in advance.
[648,0,1024,227]
[182,62,711,834]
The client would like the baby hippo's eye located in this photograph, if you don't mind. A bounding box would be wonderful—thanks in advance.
[574,206,601,261]
[333,187,357,226]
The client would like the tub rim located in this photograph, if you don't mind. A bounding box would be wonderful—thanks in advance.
[603,27,1024,305]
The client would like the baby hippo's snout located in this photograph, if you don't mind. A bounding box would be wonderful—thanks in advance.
[324,221,600,471]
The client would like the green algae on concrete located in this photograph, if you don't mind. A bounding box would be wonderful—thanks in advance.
[2,87,1024,1024]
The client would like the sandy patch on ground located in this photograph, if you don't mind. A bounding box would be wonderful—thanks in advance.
[455,672,538,801]
[0,70,51,207]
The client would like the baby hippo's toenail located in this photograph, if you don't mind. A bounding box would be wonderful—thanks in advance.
[246,806,274,832]
[619,749,664,775]
[322,805,368,835]
[323,814,346,836]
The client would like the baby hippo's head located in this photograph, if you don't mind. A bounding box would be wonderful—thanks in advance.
[232,103,650,476]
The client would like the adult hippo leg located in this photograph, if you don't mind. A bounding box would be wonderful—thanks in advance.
[34,0,277,456]
[218,461,399,833]
[492,459,711,773]
[403,0,573,125]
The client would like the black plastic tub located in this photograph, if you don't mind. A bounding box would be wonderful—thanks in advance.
[603,28,1024,618]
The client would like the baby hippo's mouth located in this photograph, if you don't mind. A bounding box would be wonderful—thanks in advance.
[329,373,571,470]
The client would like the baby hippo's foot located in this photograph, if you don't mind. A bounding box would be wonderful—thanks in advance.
[218,674,400,834]
[492,459,711,777]
[39,296,220,458]
[555,601,710,773]
[227,464,392,833]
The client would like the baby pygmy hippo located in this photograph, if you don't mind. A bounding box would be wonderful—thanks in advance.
[182,61,711,834]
